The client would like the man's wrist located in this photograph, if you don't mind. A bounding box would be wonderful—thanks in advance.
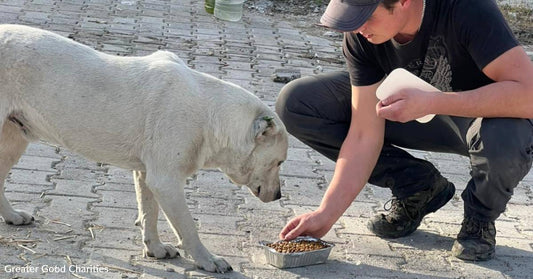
[316,206,342,227]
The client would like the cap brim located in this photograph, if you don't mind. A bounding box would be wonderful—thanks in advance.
[320,0,380,32]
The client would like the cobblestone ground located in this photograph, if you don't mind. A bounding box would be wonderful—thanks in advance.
[0,1,532,279]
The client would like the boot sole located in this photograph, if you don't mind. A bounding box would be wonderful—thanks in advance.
[452,245,495,261]
[369,182,456,239]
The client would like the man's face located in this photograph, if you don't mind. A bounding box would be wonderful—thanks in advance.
[353,3,409,44]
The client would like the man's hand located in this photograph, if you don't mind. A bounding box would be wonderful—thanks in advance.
[376,88,437,122]
[378,47,533,120]
[279,210,334,240]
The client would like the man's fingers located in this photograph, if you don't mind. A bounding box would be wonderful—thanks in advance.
[283,222,305,241]
[376,101,383,109]
[279,228,289,240]
[381,95,397,106]
[280,218,306,241]
[283,230,295,240]
[279,218,298,239]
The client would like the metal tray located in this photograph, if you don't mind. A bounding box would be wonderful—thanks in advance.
[259,236,334,269]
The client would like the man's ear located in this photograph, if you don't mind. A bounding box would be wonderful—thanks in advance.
[399,0,411,9]
[253,115,279,141]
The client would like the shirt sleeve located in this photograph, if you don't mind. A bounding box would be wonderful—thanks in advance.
[343,32,385,86]
[453,0,519,70]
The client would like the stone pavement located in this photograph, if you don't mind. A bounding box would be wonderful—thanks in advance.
[0,1,532,278]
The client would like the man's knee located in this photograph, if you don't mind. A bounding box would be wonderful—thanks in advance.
[468,118,532,176]
[275,76,324,135]
[275,78,305,125]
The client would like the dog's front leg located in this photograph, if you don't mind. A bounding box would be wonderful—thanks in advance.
[133,171,179,259]
[145,173,232,273]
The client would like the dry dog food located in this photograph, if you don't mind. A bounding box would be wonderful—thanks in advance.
[266,240,328,253]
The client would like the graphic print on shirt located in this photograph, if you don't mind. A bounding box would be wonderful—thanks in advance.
[419,36,453,92]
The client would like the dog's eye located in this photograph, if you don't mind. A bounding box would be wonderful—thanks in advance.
[277,161,284,167]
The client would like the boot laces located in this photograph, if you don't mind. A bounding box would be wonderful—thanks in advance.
[461,218,495,240]
[383,197,419,221]
[464,218,481,234]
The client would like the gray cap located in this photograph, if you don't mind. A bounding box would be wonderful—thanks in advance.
[320,0,382,32]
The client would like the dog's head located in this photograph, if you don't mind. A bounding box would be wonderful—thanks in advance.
[220,113,288,203]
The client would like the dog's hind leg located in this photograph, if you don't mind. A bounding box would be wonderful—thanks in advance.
[143,170,232,273]
[133,170,179,259]
[0,120,32,225]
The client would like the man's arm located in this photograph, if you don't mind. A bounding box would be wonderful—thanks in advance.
[316,82,385,221]
[280,82,385,240]
[377,46,533,121]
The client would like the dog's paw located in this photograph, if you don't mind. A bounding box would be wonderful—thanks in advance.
[197,255,233,273]
[3,210,34,226]
[144,242,180,259]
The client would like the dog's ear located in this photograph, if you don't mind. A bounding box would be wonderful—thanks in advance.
[253,115,280,142]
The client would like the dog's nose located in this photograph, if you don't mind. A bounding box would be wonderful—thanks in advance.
[275,190,281,200]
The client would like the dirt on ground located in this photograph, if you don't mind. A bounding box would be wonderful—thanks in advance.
[500,3,533,44]
[245,0,330,38]
[245,0,533,45]
[246,0,328,16]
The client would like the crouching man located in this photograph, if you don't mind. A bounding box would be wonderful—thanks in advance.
[276,0,533,261]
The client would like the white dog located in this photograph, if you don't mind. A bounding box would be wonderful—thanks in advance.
[0,24,288,273]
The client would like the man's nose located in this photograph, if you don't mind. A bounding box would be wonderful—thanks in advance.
[355,24,367,34]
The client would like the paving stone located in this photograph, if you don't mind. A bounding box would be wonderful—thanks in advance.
[195,213,245,235]
[23,143,60,158]
[103,166,135,184]
[343,254,408,278]
[279,160,322,179]
[94,189,138,209]
[5,181,54,194]
[281,176,326,206]
[8,169,54,185]
[46,179,100,199]
[400,249,463,278]
[91,206,138,229]
[84,247,148,278]
[131,256,189,279]
[37,196,97,230]
[241,265,301,279]
[85,227,139,251]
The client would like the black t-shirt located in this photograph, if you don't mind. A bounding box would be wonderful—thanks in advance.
[343,0,519,92]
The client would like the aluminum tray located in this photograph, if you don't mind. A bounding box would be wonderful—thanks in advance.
[259,236,334,269]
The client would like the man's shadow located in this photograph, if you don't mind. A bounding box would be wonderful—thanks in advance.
[386,230,533,278]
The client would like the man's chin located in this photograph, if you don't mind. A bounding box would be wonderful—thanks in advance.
[366,37,389,45]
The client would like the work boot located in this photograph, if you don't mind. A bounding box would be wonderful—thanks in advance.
[451,217,496,261]
[368,179,455,238]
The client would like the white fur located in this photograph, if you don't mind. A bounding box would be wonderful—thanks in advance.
[0,24,288,273]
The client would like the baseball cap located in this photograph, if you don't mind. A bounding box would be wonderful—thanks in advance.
[320,0,382,32]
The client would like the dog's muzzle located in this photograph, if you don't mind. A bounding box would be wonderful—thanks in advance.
[275,190,281,200]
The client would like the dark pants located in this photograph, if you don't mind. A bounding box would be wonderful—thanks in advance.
[275,71,533,222]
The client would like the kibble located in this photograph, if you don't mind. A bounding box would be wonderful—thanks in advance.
[266,240,327,253]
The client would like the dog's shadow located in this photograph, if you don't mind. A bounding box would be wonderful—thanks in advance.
[282,260,452,279]
[133,257,251,279]
[87,248,253,279]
